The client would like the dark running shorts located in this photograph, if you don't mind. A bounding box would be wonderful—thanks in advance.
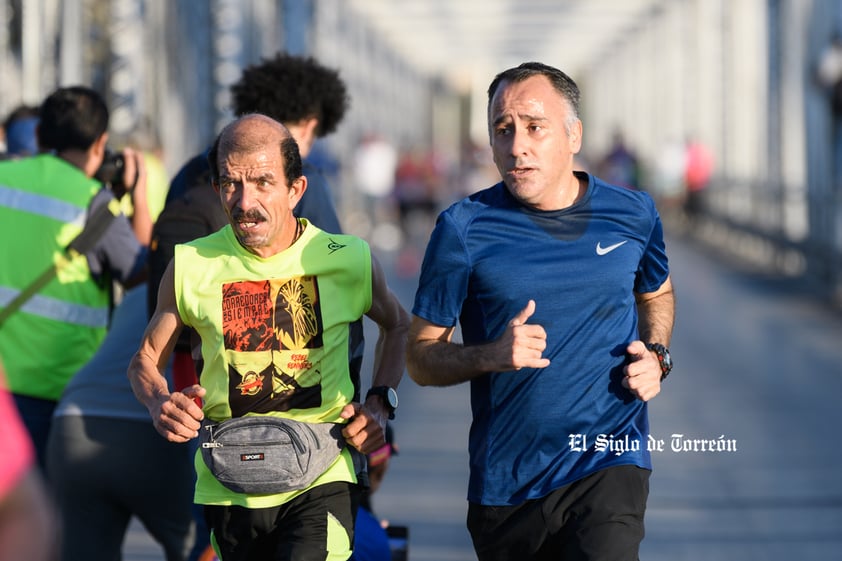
[204,481,357,561]
[468,465,650,561]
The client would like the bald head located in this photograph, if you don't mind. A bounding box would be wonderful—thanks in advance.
[208,113,303,185]
[218,113,288,155]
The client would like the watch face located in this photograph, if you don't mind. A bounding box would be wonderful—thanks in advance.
[386,388,399,409]
[368,386,398,412]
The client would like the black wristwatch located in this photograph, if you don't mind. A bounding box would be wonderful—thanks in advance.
[645,343,673,381]
[365,386,398,419]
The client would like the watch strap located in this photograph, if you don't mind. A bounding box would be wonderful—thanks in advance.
[645,342,672,381]
[365,386,397,420]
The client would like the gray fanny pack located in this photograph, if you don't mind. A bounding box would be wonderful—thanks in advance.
[200,415,345,495]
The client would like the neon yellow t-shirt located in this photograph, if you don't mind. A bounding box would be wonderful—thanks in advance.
[175,219,372,507]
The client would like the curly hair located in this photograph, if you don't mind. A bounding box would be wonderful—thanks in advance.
[230,53,349,138]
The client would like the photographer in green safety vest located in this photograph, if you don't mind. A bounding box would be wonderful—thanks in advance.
[0,86,151,470]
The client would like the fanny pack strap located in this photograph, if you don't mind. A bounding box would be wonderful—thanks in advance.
[201,417,345,446]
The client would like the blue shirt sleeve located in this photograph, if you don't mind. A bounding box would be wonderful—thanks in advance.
[412,211,471,328]
[634,196,670,294]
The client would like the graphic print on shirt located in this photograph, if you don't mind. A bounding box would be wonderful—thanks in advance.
[222,276,324,416]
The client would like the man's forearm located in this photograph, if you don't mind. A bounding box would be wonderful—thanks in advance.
[371,323,409,390]
[636,278,675,344]
[131,191,153,246]
[407,338,492,387]
[127,350,171,412]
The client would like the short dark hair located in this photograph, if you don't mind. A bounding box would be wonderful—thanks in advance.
[230,53,349,137]
[207,121,303,187]
[487,62,581,123]
[38,86,109,152]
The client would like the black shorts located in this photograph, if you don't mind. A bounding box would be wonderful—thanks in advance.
[204,481,357,561]
[467,465,650,561]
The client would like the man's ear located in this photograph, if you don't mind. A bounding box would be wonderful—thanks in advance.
[92,132,108,159]
[83,132,109,177]
[288,117,319,157]
[289,175,307,206]
[301,116,319,143]
[569,120,583,154]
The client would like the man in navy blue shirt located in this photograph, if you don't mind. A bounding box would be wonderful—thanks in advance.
[407,62,675,561]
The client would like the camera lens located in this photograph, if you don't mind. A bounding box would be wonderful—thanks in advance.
[95,149,127,194]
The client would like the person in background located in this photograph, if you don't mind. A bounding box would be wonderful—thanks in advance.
[162,52,348,233]
[129,115,409,561]
[683,136,714,221]
[351,423,399,561]
[816,31,842,188]
[651,137,687,213]
[113,117,171,223]
[231,53,348,234]
[407,62,674,561]
[0,86,151,470]
[596,129,640,190]
[0,362,56,561]
[1,104,39,159]
[352,132,399,237]
[46,283,194,561]
[817,31,842,116]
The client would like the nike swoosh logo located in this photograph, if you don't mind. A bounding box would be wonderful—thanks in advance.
[596,241,628,255]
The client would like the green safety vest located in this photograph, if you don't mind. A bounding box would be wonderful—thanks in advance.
[0,155,110,400]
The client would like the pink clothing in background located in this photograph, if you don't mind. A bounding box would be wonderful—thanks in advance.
[0,383,34,499]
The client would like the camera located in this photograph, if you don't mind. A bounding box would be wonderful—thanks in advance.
[95,149,130,198]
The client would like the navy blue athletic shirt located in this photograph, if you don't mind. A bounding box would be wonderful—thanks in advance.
[412,171,669,505]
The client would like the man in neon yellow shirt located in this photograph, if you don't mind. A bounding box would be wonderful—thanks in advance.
[129,114,409,561]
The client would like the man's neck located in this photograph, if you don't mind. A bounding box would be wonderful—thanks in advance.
[239,218,305,259]
[56,149,95,177]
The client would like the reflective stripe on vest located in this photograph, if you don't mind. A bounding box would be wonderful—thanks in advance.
[0,182,106,326]
[0,184,87,227]
[0,286,109,328]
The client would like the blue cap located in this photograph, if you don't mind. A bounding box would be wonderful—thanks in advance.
[5,117,39,156]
